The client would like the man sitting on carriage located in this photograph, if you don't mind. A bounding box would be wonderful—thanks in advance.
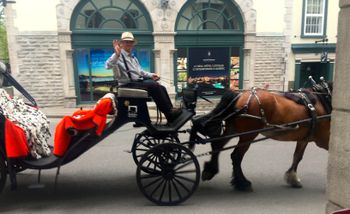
[105,32,182,123]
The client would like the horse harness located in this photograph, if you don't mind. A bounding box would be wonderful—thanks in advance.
[297,90,317,139]
[239,85,331,141]
[194,80,331,142]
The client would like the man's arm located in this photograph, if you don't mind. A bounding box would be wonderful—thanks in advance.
[105,53,119,69]
[105,39,122,69]
[134,57,154,79]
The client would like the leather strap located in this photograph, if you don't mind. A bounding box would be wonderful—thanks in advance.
[299,91,317,140]
[121,53,132,80]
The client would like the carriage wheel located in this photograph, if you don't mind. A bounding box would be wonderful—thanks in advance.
[0,156,7,192]
[136,143,200,205]
[132,131,180,165]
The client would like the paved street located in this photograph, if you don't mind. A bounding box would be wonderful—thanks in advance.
[0,119,328,214]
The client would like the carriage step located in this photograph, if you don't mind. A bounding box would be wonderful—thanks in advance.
[28,184,46,189]
[153,109,194,133]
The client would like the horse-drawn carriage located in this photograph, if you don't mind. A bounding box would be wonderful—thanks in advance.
[0,61,332,205]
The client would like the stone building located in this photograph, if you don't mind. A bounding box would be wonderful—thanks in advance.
[3,0,338,107]
[326,0,350,213]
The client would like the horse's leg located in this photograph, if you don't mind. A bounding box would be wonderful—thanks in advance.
[230,135,257,191]
[202,139,229,181]
[284,140,308,188]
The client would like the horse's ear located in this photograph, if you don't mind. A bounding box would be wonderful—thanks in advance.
[327,81,333,92]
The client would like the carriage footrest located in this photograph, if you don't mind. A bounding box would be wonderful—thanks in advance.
[151,109,194,133]
[21,155,61,170]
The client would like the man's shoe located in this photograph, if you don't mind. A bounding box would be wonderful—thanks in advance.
[166,108,182,123]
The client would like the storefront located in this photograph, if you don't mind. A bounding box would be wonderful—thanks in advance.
[70,0,245,103]
[70,0,154,103]
[174,0,244,96]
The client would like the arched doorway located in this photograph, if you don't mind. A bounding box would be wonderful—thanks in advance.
[70,0,153,103]
[175,0,244,96]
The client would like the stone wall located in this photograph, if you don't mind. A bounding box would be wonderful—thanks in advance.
[15,32,64,106]
[326,0,350,213]
[254,35,284,90]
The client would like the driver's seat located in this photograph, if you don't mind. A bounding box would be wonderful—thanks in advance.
[116,88,149,99]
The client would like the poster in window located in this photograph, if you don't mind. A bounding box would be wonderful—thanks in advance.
[230,56,240,90]
[176,57,188,93]
[188,47,229,95]
[76,48,90,101]
[90,48,114,97]
[134,49,151,73]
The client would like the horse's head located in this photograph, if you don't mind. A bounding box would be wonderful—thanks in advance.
[311,78,333,114]
[191,90,241,138]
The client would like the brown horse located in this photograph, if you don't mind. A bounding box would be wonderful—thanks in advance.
[193,80,332,191]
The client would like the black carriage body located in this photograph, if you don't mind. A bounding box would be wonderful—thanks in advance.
[116,96,152,125]
[0,62,201,205]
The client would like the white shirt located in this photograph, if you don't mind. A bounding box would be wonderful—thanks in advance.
[105,49,152,84]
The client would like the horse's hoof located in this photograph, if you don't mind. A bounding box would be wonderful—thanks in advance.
[284,171,303,188]
[201,162,218,181]
[231,179,253,192]
[202,171,215,181]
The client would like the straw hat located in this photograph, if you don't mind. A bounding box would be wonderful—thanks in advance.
[121,32,137,44]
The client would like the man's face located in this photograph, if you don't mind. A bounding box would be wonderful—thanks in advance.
[121,40,135,53]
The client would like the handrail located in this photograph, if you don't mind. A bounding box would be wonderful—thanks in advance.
[0,62,37,107]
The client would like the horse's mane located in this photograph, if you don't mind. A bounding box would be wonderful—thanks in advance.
[192,90,240,138]
[210,90,240,116]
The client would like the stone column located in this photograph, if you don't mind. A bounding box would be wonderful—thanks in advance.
[326,1,350,213]
[243,33,256,89]
[4,5,19,76]
[153,32,176,98]
[58,31,77,107]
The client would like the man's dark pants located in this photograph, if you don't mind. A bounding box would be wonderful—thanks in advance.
[121,80,173,116]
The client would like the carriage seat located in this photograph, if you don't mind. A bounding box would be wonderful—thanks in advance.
[117,88,148,98]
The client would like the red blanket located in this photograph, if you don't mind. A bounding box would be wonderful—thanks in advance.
[53,97,114,156]
[5,118,29,158]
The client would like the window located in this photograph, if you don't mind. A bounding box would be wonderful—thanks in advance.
[175,0,244,96]
[71,0,153,103]
[72,0,151,30]
[302,0,327,37]
[176,0,241,31]
[76,47,151,102]
[175,47,241,96]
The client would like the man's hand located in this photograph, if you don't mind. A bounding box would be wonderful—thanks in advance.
[113,39,121,56]
[151,73,160,81]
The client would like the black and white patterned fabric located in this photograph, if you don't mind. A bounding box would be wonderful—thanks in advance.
[0,89,51,159]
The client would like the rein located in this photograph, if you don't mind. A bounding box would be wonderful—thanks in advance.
[183,114,332,160]
[229,84,331,141]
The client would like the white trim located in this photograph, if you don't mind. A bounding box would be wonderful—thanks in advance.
[303,0,326,36]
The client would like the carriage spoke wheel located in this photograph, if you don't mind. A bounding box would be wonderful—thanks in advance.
[132,131,180,165]
[136,143,200,205]
[0,156,7,192]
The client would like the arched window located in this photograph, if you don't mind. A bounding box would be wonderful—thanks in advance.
[175,0,244,96]
[176,0,243,31]
[71,0,151,31]
[71,0,153,103]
